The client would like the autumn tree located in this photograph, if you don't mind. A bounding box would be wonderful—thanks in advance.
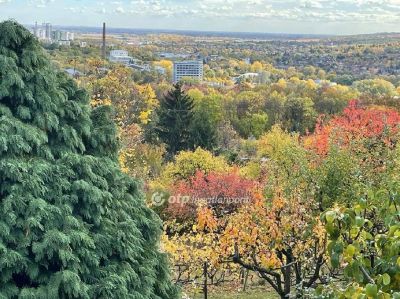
[89,65,136,127]
[307,100,400,156]
[165,170,257,221]
[0,21,178,298]
[161,169,258,293]
[161,127,327,299]
[353,79,396,99]
[150,148,230,193]
[86,65,164,181]
[189,93,223,151]
[221,190,326,299]
[228,91,269,138]
[264,91,286,128]
[283,96,317,133]
[314,84,357,115]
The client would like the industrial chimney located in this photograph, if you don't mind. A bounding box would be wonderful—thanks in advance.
[102,22,106,59]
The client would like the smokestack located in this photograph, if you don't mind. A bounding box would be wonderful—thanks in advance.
[102,22,106,60]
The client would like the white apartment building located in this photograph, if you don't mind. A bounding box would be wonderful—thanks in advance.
[173,60,203,83]
[34,28,46,40]
[32,22,74,45]
[58,40,71,46]
[44,23,52,40]
[109,50,132,65]
[52,30,75,41]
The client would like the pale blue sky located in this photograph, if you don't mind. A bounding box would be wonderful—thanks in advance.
[1,0,400,34]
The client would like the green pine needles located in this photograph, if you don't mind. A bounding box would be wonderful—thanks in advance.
[0,20,178,299]
[155,84,194,156]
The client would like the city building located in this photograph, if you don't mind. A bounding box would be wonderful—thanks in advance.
[44,23,52,40]
[31,22,74,45]
[33,22,46,40]
[52,30,75,42]
[173,60,203,83]
[159,52,190,60]
[58,40,71,46]
[35,29,46,40]
[109,50,133,65]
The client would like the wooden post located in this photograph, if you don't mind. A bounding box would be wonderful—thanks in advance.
[243,268,249,292]
[203,261,208,299]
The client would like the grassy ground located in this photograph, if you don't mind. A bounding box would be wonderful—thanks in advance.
[190,289,278,299]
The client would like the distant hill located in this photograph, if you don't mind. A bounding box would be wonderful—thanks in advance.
[29,24,334,40]
[24,24,400,42]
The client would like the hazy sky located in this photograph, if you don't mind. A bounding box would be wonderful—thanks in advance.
[1,0,400,34]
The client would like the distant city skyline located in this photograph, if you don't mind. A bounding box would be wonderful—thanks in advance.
[1,0,400,35]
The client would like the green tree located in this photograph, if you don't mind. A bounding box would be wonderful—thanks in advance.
[228,91,268,138]
[283,96,317,133]
[353,78,396,98]
[233,112,268,138]
[264,91,286,128]
[189,93,223,151]
[0,21,178,299]
[155,83,194,156]
[320,187,400,298]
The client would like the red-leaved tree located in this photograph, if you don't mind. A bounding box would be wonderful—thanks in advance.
[166,170,258,221]
[307,100,400,155]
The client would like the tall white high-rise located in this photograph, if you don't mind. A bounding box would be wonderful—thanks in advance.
[44,23,52,40]
[173,60,203,83]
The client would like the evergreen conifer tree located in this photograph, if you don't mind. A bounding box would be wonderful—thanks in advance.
[155,84,194,155]
[0,20,178,299]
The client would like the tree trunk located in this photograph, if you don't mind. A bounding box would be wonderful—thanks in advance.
[203,261,208,299]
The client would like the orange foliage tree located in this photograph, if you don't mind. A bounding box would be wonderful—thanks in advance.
[306,100,400,156]
[305,100,400,209]
[162,170,259,292]
[219,189,326,299]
